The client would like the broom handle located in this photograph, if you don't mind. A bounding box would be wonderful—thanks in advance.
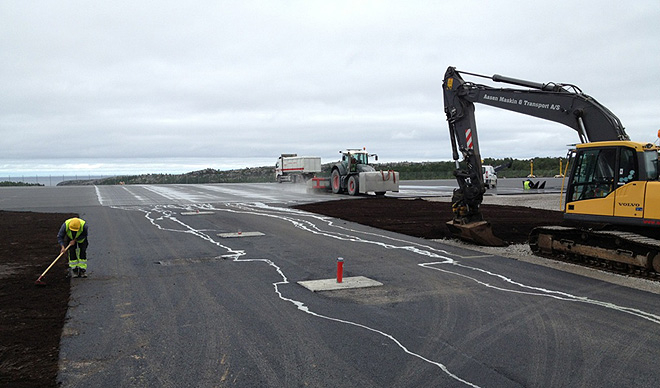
[38,245,70,278]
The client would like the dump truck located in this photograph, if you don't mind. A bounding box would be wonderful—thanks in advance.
[275,154,322,183]
[327,149,399,196]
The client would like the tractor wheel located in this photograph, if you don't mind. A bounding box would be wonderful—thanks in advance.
[347,175,359,196]
[331,170,342,194]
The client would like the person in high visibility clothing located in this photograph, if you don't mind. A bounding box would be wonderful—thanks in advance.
[57,217,89,278]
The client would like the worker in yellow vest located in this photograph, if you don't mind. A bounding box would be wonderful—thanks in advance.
[57,217,89,278]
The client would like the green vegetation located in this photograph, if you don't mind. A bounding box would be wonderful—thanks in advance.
[56,157,568,186]
[0,181,44,187]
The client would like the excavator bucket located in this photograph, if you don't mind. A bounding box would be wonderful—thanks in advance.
[446,220,507,247]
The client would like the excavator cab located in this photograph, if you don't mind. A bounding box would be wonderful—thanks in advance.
[568,146,618,201]
[564,141,660,224]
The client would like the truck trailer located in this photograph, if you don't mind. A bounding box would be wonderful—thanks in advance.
[275,154,322,183]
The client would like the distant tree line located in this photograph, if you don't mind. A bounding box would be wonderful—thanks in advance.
[56,157,567,186]
[373,157,567,180]
[59,167,275,186]
[0,181,44,187]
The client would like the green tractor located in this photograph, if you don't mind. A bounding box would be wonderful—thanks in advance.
[330,149,399,196]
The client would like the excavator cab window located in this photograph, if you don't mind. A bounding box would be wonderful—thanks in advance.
[617,147,636,186]
[641,150,659,180]
[569,148,616,201]
[568,146,651,201]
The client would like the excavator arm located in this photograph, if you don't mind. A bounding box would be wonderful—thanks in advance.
[442,66,630,246]
[444,67,629,144]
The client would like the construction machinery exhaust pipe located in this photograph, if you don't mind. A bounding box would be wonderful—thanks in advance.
[446,220,507,247]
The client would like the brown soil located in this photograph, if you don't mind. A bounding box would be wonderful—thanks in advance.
[0,210,76,388]
[294,197,565,244]
[0,198,562,386]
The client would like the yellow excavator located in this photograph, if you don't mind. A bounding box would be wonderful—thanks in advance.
[443,66,660,272]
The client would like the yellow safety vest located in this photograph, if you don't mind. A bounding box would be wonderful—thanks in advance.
[65,218,86,242]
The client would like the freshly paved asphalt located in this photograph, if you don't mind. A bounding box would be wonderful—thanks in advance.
[2,181,660,387]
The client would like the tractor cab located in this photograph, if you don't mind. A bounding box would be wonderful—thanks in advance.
[340,149,377,173]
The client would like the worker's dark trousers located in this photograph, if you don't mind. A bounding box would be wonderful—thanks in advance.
[66,238,88,272]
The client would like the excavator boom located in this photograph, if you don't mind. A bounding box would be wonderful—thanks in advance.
[445,67,629,145]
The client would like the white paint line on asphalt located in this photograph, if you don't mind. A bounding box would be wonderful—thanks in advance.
[118,202,480,388]
[94,185,104,206]
[117,199,660,386]
[226,202,660,326]
[142,185,216,203]
[223,202,456,263]
[202,184,279,202]
[419,261,660,325]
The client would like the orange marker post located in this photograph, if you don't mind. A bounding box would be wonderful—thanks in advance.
[337,257,344,283]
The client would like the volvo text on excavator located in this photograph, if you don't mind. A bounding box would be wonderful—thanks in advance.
[443,66,660,273]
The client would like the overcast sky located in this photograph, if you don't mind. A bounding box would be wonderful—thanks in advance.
[2,0,660,175]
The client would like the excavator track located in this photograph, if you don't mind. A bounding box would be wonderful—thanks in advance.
[529,226,660,279]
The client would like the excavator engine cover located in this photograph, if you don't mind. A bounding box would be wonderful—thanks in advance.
[446,219,507,247]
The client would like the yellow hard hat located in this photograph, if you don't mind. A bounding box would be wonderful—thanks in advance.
[69,218,81,231]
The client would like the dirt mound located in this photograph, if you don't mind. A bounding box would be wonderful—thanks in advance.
[294,197,565,244]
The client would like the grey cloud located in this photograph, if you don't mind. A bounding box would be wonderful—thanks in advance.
[1,1,659,174]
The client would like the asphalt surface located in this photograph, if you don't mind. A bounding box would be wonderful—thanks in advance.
[2,181,660,387]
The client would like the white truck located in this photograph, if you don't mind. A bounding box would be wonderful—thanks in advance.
[275,154,322,183]
[482,165,497,189]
